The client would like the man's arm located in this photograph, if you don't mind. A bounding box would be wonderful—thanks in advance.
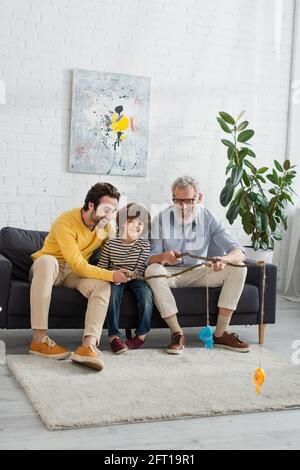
[210,215,245,271]
[54,222,115,282]
[97,241,110,269]
[222,248,246,264]
[148,251,181,266]
[213,249,246,272]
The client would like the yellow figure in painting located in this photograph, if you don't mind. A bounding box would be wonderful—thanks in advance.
[111,105,129,151]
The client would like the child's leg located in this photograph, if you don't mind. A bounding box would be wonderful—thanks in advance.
[128,280,153,339]
[107,284,126,341]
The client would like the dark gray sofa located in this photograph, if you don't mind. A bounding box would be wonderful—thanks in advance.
[0,227,277,343]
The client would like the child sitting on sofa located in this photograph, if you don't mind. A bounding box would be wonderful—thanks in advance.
[97,203,153,354]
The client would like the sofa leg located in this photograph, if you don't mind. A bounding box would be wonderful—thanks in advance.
[259,324,267,345]
[126,328,132,340]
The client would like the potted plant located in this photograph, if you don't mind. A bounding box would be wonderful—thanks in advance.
[217,110,297,262]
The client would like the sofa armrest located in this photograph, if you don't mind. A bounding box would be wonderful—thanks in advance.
[245,259,277,324]
[0,254,12,328]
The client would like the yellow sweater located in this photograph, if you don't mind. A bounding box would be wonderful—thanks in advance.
[31,208,115,282]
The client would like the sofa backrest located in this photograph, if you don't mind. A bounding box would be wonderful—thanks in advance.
[0,227,48,281]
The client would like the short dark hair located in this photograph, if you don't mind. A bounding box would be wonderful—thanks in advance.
[83,183,120,211]
[116,203,151,237]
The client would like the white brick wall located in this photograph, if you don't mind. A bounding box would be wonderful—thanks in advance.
[0,0,295,245]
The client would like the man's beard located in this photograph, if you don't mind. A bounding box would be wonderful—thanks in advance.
[93,215,109,228]
[174,206,196,225]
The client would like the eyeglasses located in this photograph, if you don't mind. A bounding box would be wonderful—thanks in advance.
[172,197,197,207]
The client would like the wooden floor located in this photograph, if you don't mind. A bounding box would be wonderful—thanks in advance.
[0,297,299,450]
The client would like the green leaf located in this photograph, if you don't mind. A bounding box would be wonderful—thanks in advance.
[256,194,268,208]
[257,167,269,174]
[269,238,275,250]
[269,216,277,232]
[246,149,256,158]
[226,161,235,175]
[282,193,294,204]
[243,224,253,235]
[220,183,235,207]
[238,148,248,160]
[273,169,280,185]
[227,147,235,160]
[248,192,258,203]
[274,233,283,241]
[260,212,269,231]
[233,188,244,203]
[267,174,278,185]
[236,121,249,132]
[221,139,236,151]
[256,175,267,184]
[274,160,284,173]
[230,167,244,186]
[217,117,232,134]
[255,213,262,231]
[253,239,260,251]
[242,171,251,187]
[219,112,236,125]
[226,202,240,225]
[237,130,255,143]
[244,160,256,171]
[283,160,291,171]
[242,212,255,235]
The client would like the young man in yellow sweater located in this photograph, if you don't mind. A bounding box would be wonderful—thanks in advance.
[29,183,130,371]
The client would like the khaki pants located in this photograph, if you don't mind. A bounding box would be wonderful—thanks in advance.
[145,263,247,319]
[30,255,111,343]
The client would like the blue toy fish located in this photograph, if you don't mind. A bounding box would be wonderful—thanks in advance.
[199,326,214,350]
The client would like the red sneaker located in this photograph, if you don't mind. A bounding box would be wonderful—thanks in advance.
[125,336,145,350]
[110,338,128,355]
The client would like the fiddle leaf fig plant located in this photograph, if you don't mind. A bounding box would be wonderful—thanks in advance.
[217,111,297,251]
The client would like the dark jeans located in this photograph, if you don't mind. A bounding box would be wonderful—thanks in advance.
[107,280,153,337]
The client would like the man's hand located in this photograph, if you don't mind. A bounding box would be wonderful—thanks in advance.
[113,268,130,284]
[162,250,181,266]
[212,259,226,272]
[212,249,246,272]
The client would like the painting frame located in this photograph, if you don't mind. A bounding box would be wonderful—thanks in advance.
[69,69,151,177]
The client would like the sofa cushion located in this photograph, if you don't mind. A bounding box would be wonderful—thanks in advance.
[7,281,259,319]
[0,227,104,281]
[0,227,48,281]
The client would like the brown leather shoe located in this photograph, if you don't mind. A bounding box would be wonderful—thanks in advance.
[214,332,250,353]
[166,332,185,355]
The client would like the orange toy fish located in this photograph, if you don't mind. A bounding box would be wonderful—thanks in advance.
[254,368,266,395]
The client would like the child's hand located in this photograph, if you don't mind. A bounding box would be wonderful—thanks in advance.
[113,269,130,284]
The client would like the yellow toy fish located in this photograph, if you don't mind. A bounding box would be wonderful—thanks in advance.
[254,368,266,395]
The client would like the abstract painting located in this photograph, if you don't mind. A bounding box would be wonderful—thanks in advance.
[69,69,151,177]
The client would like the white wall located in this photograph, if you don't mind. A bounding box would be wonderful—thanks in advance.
[279,0,300,290]
[287,0,300,195]
[0,0,295,244]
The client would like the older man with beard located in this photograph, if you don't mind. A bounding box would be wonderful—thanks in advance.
[146,176,250,355]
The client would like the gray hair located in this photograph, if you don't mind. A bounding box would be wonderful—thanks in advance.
[171,176,199,194]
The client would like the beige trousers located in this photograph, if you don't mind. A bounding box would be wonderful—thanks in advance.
[145,263,247,319]
[30,255,111,343]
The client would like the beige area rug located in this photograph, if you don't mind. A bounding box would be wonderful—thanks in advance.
[6,347,300,430]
